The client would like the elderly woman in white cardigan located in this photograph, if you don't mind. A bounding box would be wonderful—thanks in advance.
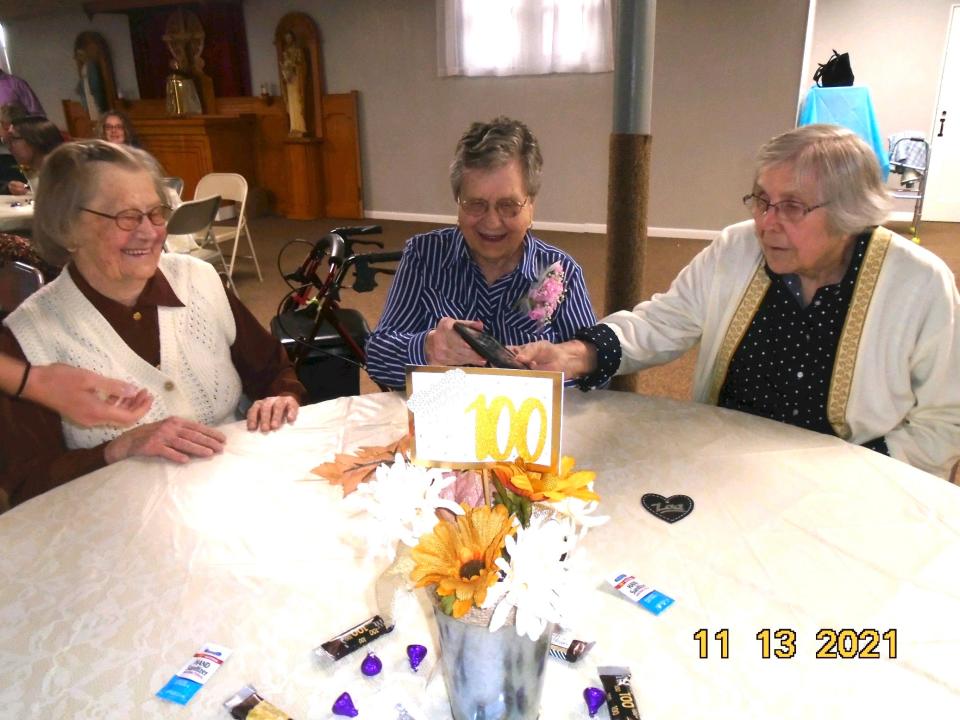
[518,124,960,480]
[0,140,304,507]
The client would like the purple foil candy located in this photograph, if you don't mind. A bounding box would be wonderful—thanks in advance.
[332,692,359,717]
[583,686,605,717]
[406,644,427,672]
[360,652,382,677]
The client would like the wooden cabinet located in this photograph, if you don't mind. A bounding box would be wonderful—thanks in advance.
[135,115,257,199]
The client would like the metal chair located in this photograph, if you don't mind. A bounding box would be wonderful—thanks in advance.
[162,176,185,198]
[193,173,263,285]
[164,195,234,289]
[0,259,44,320]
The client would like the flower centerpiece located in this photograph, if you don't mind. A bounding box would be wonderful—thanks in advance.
[409,456,604,720]
[336,438,605,720]
[516,261,566,327]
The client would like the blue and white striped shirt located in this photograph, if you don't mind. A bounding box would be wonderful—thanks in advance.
[365,227,598,389]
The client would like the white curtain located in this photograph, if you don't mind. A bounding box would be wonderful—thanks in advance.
[437,0,613,77]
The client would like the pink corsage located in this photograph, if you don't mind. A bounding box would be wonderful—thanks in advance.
[516,261,566,326]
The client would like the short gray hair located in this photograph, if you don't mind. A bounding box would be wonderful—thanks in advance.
[755,124,891,237]
[449,116,543,200]
[33,140,165,266]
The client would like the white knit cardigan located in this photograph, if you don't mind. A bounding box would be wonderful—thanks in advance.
[5,253,242,449]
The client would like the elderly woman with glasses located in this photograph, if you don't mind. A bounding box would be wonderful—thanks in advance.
[517,124,960,480]
[0,140,305,507]
[365,116,598,388]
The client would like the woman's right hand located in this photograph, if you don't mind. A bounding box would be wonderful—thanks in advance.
[7,181,28,196]
[514,339,597,377]
[424,317,487,367]
[104,417,226,465]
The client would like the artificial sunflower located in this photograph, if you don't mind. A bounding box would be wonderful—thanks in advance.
[492,456,599,504]
[410,503,514,618]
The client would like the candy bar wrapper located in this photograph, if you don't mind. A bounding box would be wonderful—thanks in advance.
[598,665,641,719]
[548,628,595,663]
[224,684,293,719]
[313,615,394,665]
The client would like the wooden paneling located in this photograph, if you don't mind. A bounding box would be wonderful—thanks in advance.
[283,139,324,219]
[63,93,363,218]
[135,115,256,198]
[322,92,363,218]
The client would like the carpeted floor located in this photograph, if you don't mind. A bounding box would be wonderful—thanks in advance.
[231,217,958,399]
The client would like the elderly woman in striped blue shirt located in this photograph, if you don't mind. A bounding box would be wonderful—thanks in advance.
[365,117,598,389]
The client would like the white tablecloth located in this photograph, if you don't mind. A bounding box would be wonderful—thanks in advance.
[2,391,959,719]
[0,194,33,233]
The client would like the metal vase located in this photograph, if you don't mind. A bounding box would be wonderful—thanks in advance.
[434,603,552,720]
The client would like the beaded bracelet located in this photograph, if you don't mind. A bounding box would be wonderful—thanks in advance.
[14,361,31,399]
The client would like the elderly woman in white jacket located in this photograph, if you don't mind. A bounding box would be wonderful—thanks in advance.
[518,124,960,480]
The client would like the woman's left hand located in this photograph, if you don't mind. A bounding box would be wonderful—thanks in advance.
[7,181,28,196]
[246,395,299,433]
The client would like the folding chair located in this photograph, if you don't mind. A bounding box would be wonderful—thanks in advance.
[162,176,185,198]
[164,195,235,291]
[0,259,44,320]
[193,173,263,285]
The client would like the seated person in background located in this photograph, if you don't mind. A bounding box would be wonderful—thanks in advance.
[366,116,598,388]
[0,140,305,507]
[6,115,64,195]
[0,102,28,193]
[517,124,960,480]
[96,109,140,147]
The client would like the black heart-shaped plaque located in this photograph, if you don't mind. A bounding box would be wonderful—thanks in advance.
[641,493,694,523]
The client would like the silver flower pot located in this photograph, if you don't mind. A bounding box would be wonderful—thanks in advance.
[434,603,552,720]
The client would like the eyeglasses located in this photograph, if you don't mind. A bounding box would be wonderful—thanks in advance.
[742,194,828,224]
[4,135,25,145]
[81,204,172,230]
[458,197,530,219]
[103,123,125,131]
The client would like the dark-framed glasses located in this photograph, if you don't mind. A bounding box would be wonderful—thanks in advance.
[81,204,172,230]
[458,196,530,219]
[742,194,828,224]
[103,123,125,131]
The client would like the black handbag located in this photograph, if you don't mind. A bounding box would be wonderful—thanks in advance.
[813,49,854,87]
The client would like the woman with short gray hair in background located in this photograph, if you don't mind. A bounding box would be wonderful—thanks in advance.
[518,124,960,479]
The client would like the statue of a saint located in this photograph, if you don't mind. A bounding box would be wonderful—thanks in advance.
[279,31,307,137]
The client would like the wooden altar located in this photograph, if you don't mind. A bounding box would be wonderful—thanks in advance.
[133,115,256,199]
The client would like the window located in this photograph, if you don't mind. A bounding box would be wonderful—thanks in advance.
[438,0,613,77]
[0,24,10,73]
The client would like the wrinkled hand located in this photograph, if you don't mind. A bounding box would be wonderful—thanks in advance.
[424,317,487,367]
[514,339,597,377]
[246,395,299,433]
[27,364,153,428]
[104,416,226,464]
[7,181,28,196]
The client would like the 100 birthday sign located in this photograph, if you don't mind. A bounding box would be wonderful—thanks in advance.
[405,366,563,471]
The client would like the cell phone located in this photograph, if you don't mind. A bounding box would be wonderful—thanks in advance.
[453,322,529,370]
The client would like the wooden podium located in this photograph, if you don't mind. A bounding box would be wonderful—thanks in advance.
[136,115,257,198]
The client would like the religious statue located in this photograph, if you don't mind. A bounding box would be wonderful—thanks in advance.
[279,31,307,137]
[162,9,205,116]
[74,47,108,121]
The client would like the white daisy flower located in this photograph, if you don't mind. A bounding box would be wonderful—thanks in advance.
[487,515,578,640]
[343,453,464,560]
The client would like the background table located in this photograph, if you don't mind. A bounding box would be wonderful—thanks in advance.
[0,195,34,233]
[1,391,958,718]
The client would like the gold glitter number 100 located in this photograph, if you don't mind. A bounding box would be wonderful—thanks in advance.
[466,394,548,461]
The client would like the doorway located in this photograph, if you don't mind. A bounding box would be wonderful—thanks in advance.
[924,4,960,222]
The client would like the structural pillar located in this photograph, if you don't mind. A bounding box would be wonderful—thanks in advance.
[606,0,655,392]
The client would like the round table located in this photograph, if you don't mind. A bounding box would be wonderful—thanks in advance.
[1,391,958,719]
